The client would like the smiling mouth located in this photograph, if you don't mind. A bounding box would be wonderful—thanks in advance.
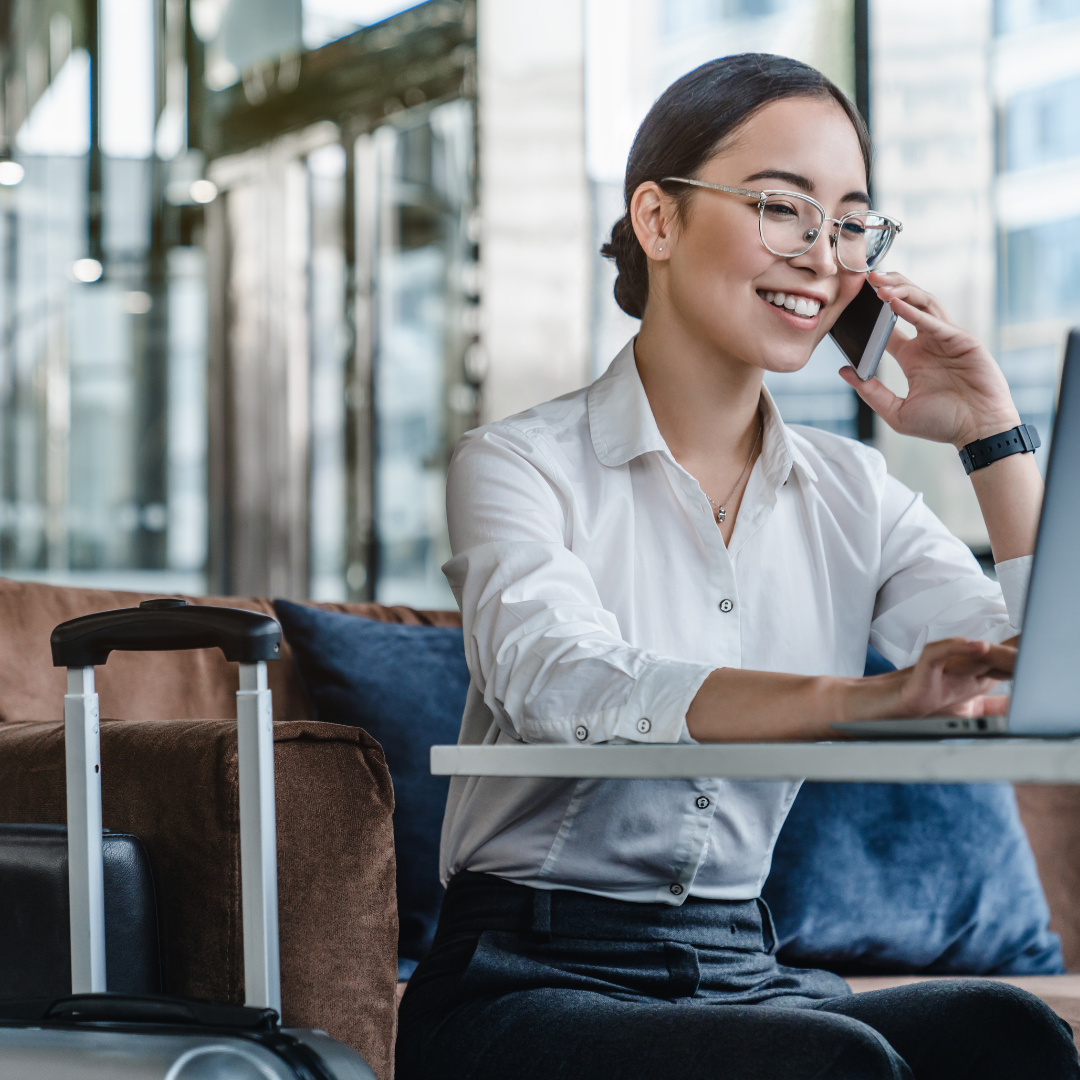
[757,290,822,319]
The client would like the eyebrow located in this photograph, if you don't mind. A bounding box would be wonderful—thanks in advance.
[742,170,871,206]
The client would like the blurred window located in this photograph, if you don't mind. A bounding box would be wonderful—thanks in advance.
[993,0,1080,487]
[0,0,208,592]
[192,0,424,89]
[368,101,475,608]
[1003,74,1080,171]
[995,0,1080,34]
[308,143,349,601]
[201,3,476,601]
[1003,216,1080,324]
[303,0,423,49]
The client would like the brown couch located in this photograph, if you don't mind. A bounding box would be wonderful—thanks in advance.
[2,578,1080,1063]
[0,578,451,1080]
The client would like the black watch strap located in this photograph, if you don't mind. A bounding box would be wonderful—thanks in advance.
[958,424,1041,474]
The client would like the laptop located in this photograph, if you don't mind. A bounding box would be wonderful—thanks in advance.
[833,327,1080,739]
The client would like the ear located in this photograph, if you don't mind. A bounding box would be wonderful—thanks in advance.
[629,181,675,262]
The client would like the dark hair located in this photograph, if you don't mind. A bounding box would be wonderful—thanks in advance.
[601,54,872,319]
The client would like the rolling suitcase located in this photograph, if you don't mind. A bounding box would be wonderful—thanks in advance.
[0,823,162,998]
[0,599,377,1079]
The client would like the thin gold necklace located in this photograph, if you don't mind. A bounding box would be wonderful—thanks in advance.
[704,418,762,524]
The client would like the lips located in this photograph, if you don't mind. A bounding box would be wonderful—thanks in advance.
[757,290,822,318]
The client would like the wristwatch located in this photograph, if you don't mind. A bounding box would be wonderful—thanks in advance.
[958,424,1041,475]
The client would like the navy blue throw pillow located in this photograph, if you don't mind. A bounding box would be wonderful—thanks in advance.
[762,649,1064,975]
[273,600,470,979]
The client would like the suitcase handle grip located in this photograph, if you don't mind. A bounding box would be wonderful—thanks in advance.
[50,599,282,667]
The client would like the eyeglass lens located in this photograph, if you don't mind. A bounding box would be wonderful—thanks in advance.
[760,194,893,271]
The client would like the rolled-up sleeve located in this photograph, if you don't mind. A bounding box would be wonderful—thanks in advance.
[443,427,713,745]
[870,471,1022,668]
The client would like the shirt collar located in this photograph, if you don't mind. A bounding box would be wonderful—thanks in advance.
[587,337,819,488]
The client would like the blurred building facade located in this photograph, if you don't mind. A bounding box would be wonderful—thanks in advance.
[0,0,1075,605]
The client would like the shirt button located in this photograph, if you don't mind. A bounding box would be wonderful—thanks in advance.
[669,883,684,896]
[719,599,734,613]
[636,718,651,734]
[574,725,588,741]
[695,795,711,810]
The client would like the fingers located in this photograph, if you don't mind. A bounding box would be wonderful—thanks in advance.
[886,295,949,339]
[939,640,1017,678]
[983,641,1018,674]
[893,638,1016,720]
[976,695,1011,717]
[921,637,1016,673]
[837,367,905,431]
[886,325,913,357]
[886,297,979,363]
[919,637,988,663]
[869,271,951,322]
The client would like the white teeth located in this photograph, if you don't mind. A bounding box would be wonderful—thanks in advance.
[761,290,821,317]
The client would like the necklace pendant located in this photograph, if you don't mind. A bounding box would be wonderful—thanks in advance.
[716,506,726,523]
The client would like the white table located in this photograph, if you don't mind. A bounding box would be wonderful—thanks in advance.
[430,740,1080,784]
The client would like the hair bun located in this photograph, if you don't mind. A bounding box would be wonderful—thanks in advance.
[603,215,647,320]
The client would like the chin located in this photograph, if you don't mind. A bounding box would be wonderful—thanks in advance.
[753,341,817,376]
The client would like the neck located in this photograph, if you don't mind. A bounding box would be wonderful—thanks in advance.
[633,306,764,472]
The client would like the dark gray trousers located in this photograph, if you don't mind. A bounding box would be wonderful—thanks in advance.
[397,872,1079,1080]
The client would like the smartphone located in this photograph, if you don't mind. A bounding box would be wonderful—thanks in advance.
[829,279,897,381]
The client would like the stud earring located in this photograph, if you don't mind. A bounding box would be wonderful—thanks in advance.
[658,246,663,252]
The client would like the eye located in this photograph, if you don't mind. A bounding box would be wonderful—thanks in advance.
[840,219,866,237]
[762,201,799,220]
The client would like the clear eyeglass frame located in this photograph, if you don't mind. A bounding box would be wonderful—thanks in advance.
[660,176,903,273]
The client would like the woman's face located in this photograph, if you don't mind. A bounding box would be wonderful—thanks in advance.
[638,95,871,374]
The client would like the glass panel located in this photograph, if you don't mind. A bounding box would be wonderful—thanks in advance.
[0,0,208,592]
[308,142,349,601]
[1002,75,1080,172]
[372,100,474,608]
[1003,216,1080,324]
[302,0,424,49]
[995,0,1080,34]
[995,8,1080,478]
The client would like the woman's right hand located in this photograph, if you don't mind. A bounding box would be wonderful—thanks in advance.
[686,638,1016,742]
[850,637,1017,724]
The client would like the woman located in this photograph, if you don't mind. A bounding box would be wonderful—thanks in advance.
[397,54,1079,1079]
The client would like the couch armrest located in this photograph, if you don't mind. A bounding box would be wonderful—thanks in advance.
[0,718,398,1080]
[1016,785,1080,973]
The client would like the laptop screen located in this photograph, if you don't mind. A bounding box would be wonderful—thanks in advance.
[1008,328,1080,734]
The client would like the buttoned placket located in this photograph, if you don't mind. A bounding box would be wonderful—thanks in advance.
[654,431,800,902]
[650,450,767,900]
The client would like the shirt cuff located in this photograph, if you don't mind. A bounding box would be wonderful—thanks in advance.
[995,555,1032,631]
[612,657,714,744]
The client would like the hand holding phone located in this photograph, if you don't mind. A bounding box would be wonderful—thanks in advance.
[829,279,897,381]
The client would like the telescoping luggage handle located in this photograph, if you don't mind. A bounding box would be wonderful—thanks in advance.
[50,599,283,1014]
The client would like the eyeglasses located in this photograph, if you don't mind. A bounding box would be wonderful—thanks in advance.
[661,177,902,273]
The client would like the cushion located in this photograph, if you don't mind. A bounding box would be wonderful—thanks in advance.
[0,576,461,725]
[0,718,399,1080]
[0,579,313,724]
[762,649,1065,975]
[273,600,470,978]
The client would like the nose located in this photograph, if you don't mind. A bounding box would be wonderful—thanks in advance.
[788,223,840,277]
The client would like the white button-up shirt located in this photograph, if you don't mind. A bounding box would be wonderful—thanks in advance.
[440,340,1031,904]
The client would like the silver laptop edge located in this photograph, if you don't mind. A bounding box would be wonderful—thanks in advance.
[834,327,1080,739]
